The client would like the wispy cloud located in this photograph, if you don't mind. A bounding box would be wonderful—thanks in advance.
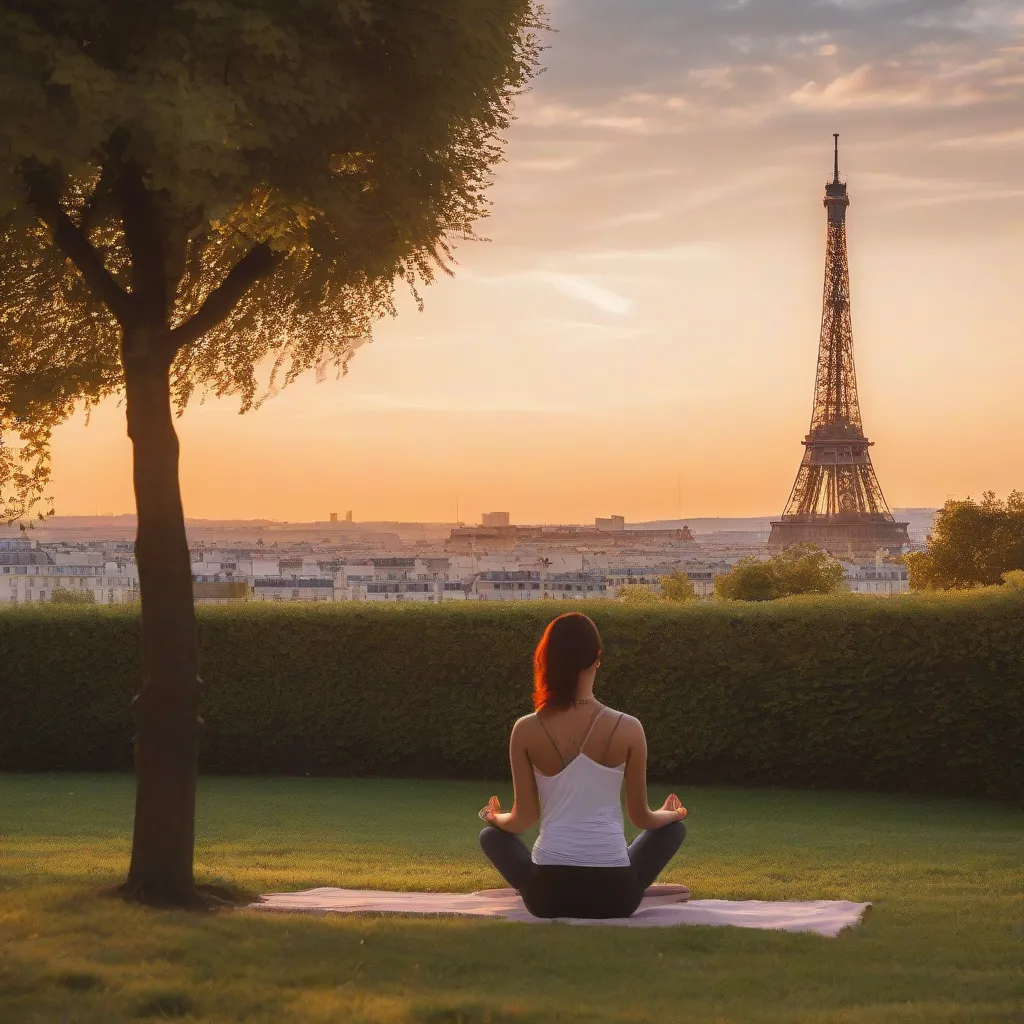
[789,62,1001,109]
[580,243,726,264]
[855,169,1024,207]
[938,126,1024,147]
[478,270,634,315]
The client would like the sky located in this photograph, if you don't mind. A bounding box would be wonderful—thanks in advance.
[50,0,1024,524]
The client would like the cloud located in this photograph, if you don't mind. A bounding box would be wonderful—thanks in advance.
[938,126,1024,147]
[855,169,1024,208]
[580,243,726,264]
[788,62,999,109]
[479,271,634,316]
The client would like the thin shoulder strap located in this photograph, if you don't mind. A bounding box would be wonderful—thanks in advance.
[536,714,566,769]
[602,712,625,759]
[579,706,605,753]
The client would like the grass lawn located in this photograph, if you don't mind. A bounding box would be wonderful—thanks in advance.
[0,774,1021,1023]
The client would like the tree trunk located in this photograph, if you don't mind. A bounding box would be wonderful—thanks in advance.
[120,338,202,905]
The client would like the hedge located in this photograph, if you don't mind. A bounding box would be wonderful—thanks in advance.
[1,593,1023,800]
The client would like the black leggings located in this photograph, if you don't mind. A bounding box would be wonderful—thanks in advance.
[479,821,685,919]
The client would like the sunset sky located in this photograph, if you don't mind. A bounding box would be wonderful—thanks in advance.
[51,0,1024,524]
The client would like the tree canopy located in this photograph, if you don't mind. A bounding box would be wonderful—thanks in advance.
[0,0,545,517]
[715,544,847,602]
[905,491,1024,590]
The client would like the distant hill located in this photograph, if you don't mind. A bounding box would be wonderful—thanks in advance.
[640,509,937,543]
[2,509,938,544]
[638,517,775,535]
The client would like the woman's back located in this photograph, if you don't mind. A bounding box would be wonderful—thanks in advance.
[529,706,631,867]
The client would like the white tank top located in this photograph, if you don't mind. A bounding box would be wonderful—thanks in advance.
[531,709,630,868]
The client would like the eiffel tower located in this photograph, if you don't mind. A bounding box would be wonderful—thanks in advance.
[767,136,909,559]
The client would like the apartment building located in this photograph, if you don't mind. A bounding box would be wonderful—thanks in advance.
[842,562,910,595]
[252,577,335,602]
[605,566,716,600]
[335,557,467,602]
[471,570,543,600]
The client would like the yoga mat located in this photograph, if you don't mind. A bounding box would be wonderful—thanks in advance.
[248,885,870,936]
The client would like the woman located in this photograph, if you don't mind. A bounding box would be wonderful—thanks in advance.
[478,612,687,919]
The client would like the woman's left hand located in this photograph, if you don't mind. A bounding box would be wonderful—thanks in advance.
[478,795,501,823]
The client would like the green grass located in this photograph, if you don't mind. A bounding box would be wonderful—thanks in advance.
[1,774,1021,1023]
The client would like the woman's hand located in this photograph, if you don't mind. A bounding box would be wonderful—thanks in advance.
[660,793,687,819]
[478,795,501,824]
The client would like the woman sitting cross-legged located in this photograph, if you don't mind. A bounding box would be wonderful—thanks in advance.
[478,611,687,919]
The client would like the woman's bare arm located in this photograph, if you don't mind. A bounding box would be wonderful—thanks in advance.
[623,718,687,831]
[486,716,540,834]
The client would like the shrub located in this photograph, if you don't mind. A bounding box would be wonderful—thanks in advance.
[49,588,96,606]
[616,584,661,606]
[616,574,695,605]
[1,595,1022,799]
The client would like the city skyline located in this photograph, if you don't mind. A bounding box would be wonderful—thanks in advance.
[47,0,1024,523]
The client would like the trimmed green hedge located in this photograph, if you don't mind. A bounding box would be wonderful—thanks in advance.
[2,594,1023,799]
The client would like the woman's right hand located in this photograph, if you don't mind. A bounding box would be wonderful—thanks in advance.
[660,793,687,819]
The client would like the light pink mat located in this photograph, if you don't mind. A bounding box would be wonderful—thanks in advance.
[248,886,870,936]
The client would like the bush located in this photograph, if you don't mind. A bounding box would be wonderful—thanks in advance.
[1,595,1022,799]
[616,584,661,606]
[715,545,847,601]
[49,588,96,605]
[615,574,695,605]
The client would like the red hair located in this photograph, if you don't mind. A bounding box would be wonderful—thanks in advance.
[532,613,603,711]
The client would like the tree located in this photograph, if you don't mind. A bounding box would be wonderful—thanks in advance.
[905,492,1024,590]
[0,1,544,905]
[658,571,697,603]
[715,544,847,602]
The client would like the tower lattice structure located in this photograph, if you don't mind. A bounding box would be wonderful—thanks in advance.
[767,136,909,559]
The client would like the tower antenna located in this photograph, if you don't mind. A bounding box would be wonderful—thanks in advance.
[833,133,840,184]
